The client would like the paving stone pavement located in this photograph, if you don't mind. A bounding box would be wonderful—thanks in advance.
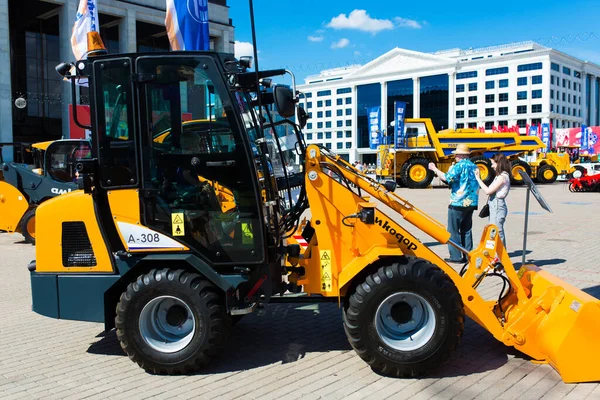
[0,182,599,399]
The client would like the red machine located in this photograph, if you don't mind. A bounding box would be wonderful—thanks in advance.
[569,172,600,192]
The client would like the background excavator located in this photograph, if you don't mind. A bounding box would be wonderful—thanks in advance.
[28,27,599,383]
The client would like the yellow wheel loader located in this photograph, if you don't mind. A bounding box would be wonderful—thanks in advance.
[28,33,600,383]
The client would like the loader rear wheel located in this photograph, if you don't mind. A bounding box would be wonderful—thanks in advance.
[115,269,231,374]
[537,165,557,184]
[20,208,36,245]
[343,257,464,377]
[470,156,495,186]
[402,158,434,189]
[510,160,531,185]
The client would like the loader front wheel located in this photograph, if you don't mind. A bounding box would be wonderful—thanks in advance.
[343,257,464,377]
[537,164,558,184]
[20,208,36,244]
[115,269,231,374]
[403,158,434,189]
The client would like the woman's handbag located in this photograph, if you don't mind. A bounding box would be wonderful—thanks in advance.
[479,197,490,218]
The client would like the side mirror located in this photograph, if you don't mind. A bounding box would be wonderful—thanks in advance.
[298,107,309,129]
[383,180,397,192]
[272,85,296,119]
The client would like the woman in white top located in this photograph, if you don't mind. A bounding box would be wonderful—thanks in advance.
[474,153,511,248]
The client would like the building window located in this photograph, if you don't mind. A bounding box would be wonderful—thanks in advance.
[337,87,351,94]
[317,132,323,139]
[485,67,508,76]
[517,77,527,86]
[387,78,413,128]
[346,142,352,149]
[336,131,343,138]
[551,76,555,85]
[468,109,477,118]
[325,100,331,107]
[517,91,527,100]
[532,104,542,113]
[456,84,465,93]
[532,89,542,99]
[346,131,351,138]
[325,110,331,117]
[468,82,477,91]
[499,79,508,88]
[325,143,332,149]
[562,106,566,114]
[325,121,332,128]
[563,80,566,88]
[499,107,508,115]
[468,96,477,104]
[551,62,560,72]
[337,142,343,149]
[456,71,477,79]
[456,123,465,129]
[317,122,323,129]
[517,62,542,72]
[550,104,554,112]
[568,94,571,102]
[468,122,477,129]
[517,119,527,128]
[346,108,352,115]
[485,94,495,103]
[485,108,494,116]
[337,110,343,117]
[317,101,323,107]
[420,74,449,131]
[346,97,352,104]
[337,98,343,105]
[485,121,494,130]
[562,92,566,101]
[305,93,313,98]
[574,70,581,78]
[498,120,508,127]
[563,66,571,75]
[306,133,312,140]
[486,81,495,89]
[337,121,343,127]
[550,89,554,99]
[317,90,332,97]
[499,93,508,101]
[456,110,464,119]
[307,123,312,129]
[517,105,527,114]
[317,111,323,118]
[531,118,541,125]
[456,97,464,106]
[325,132,332,139]
[532,75,542,84]
[345,120,351,127]
[307,102,312,108]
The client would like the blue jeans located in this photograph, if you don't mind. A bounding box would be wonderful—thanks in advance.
[448,206,474,261]
[489,197,508,248]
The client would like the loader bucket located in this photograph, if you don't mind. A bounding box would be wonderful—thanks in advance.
[0,181,29,233]
[511,265,600,383]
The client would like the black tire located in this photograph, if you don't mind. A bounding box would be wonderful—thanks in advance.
[571,165,586,179]
[470,156,495,186]
[402,158,434,189]
[510,160,531,185]
[537,164,557,184]
[397,162,410,187]
[343,257,464,377]
[115,269,231,374]
[20,208,36,245]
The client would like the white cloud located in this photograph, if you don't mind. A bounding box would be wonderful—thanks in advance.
[331,38,350,49]
[234,41,255,59]
[308,35,324,42]
[326,10,393,34]
[394,17,422,29]
[354,51,361,57]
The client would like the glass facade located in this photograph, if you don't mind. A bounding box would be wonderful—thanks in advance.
[356,83,381,148]
[420,74,449,131]
[386,78,413,139]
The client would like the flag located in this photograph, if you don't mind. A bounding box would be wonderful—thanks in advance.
[71,0,100,60]
[368,106,381,150]
[394,101,407,149]
[165,0,210,51]
[541,123,550,153]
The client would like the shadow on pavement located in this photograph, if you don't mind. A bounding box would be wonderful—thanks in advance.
[583,285,600,299]
[513,258,566,269]
[508,249,532,258]
[87,303,511,378]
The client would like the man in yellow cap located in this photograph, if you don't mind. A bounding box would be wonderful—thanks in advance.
[428,144,479,263]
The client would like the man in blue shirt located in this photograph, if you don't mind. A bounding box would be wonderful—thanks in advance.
[428,144,479,263]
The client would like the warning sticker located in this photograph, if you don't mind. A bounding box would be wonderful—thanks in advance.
[172,213,185,236]
[320,250,332,291]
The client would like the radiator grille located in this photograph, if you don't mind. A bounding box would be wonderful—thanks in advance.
[62,222,97,267]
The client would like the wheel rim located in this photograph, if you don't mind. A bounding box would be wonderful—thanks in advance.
[477,164,489,180]
[543,169,554,180]
[573,170,583,179]
[374,292,436,351]
[27,216,35,239]
[139,295,196,353]
[512,166,525,180]
[409,165,427,182]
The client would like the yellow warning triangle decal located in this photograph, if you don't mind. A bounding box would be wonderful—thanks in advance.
[173,215,184,224]
[320,252,331,260]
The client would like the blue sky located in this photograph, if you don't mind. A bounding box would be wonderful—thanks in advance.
[229,0,600,82]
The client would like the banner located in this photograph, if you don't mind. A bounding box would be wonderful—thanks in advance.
[166,0,210,51]
[555,126,600,155]
[528,125,538,137]
[541,123,550,153]
[368,106,381,150]
[581,124,589,152]
[71,0,99,60]
[394,101,407,149]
